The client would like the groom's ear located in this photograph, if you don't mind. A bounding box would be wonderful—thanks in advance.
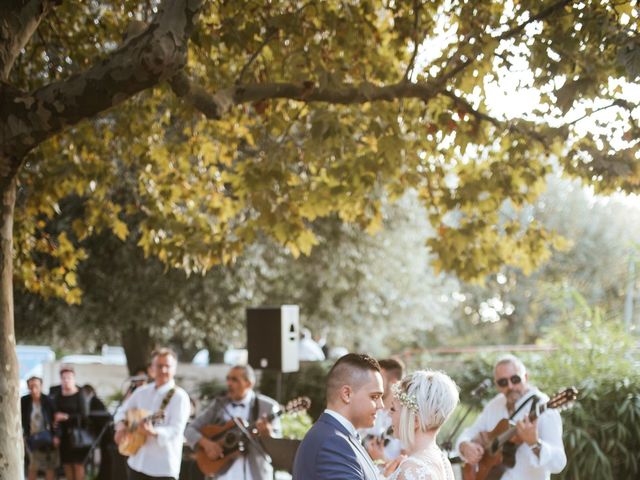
[339,385,353,404]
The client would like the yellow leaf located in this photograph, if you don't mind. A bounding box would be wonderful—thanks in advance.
[64,272,77,287]
[113,219,129,241]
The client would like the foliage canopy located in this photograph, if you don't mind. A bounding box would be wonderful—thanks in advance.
[6,0,639,303]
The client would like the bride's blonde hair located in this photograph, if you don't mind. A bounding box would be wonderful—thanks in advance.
[394,370,459,449]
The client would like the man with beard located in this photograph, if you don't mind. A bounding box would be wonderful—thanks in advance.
[456,354,567,480]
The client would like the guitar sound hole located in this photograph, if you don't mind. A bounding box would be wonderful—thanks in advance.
[490,439,499,455]
[223,431,241,449]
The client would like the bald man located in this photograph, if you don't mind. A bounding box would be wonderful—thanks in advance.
[292,353,384,480]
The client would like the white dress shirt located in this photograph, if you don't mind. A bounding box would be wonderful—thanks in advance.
[217,392,254,480]
[324,408,359,438]
[456,387,567,480]
[114,380,191,479]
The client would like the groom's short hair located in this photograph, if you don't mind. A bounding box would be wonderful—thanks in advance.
[326,353,380,401]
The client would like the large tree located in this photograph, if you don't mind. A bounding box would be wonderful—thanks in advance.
[1,0,638,474]
[16,192,458,365]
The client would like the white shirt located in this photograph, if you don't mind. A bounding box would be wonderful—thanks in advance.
[324,408,359,438]
[455,387,567,480]
[115,380,190,479]
[218,392,254,480]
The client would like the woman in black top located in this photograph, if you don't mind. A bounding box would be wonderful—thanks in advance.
[53,366,89,480]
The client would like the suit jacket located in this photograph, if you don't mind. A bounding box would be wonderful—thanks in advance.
[292,412,380,480]
[184,391,281,480]
[21,393,58,439]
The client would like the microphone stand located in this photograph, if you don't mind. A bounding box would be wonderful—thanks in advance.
[441,402,475,460]
[83,414,113,475]
[441,389,488,462]
[232,417,273,465]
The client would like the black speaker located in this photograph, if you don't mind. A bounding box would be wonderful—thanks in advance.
[247,305,300,372]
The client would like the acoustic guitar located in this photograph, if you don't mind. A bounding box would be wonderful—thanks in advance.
[462,387,578,480]
[195,396,311,476]
[118,409,166,456]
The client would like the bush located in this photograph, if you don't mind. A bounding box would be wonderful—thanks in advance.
[536,303,640,479]
[559,377,640,479]
[280,411,314,439]
[440,301,640,480]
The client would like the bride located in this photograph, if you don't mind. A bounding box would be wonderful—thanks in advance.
[385,370,459,480]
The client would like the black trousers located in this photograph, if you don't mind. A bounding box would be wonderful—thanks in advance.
[127,465,176,480]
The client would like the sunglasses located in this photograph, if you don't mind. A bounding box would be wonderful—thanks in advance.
[496,375,522,388]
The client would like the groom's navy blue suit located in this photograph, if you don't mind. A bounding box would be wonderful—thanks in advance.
[292,412,380,480]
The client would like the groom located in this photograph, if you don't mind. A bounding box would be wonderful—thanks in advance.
[293,353,384,480]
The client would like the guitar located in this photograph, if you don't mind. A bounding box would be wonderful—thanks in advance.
[195,396,311,476]
[117,409,166,456]
[462,387,578,480]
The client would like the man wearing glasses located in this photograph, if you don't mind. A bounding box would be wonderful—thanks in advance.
[456,354,567,479]
[184,364,280,479]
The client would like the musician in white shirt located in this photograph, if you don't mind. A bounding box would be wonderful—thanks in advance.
[456,354,567,480]
[114,348,191,480]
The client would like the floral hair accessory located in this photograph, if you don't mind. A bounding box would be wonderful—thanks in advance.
[391,382,419,414]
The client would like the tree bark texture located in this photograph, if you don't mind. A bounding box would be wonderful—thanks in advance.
[0,1,203,475]
[0,0,204,186]
[0,179,22,480]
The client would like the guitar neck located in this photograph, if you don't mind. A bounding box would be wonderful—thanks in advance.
[246,408,283,431]
[237,397,309,433]
[498,403,548,445]
[128,413,162,432]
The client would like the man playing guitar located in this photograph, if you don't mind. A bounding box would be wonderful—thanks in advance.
[456,354,567,480]
[114,348,191,480]
[184,364,280,480]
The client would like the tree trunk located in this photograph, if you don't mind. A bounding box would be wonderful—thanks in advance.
[0,178,22,480]
[121,324,155,376]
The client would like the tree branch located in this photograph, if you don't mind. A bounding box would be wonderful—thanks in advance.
[0,0,205,182]
[441,90,501,128]
[403,0,421,81]
[441,90,549,145]
[435,0,574,87]
[170,76,440,119]
[236,28,278,85]
[566,99,638,127]
[495,0,574,42]
[0,0,58,80]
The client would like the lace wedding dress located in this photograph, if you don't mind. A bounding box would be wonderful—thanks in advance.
[386,449,454,480]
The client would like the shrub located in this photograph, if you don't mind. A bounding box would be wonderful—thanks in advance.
[280,411,314,439]
[440,301,640,479]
